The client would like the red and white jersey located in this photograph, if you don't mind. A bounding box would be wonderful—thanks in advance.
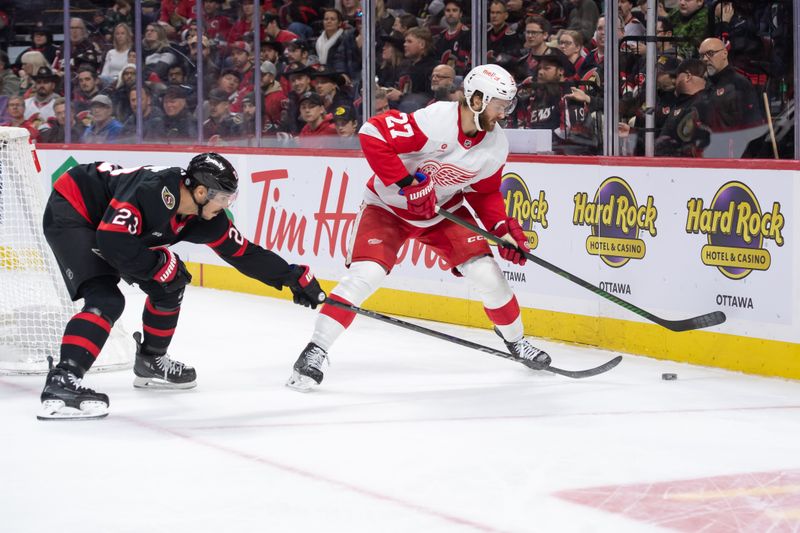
[358,101,509,229]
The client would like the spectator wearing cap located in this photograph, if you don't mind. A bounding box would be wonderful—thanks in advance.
[263,13,299,43]
[120,84,163,141]
[203,88,244,143]
[668,0,708,59]
[528,0,569,34]
[202,0,233,41]
[312,66,352,113]
[261,39,285,70]
[216,68,243,100]
[433,1,472,76]
[101,23,134,85]
[0,96,41,141]
[698,37,763,132]
[281,62,314,134]
[653,58,712,156]
[142,23,177,83]
[487,0,522,64]
[0,50,20,98]
[81,94,124,143]
[52,18,102,73]
[13,21,58,70]
[155,84,198,142]
[377,33,405,90]
[654,56,680,129]
[332,104,358,138]
[24,66,59,122]
[298,91,336,138]
[228,41,256,94]
[73,66,104,114]
[39,97,86,143]
[110,64,137,122]
[566,0,599,46]
[259,60,288,128]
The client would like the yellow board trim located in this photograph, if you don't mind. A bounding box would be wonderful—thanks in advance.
[189,262,800,380]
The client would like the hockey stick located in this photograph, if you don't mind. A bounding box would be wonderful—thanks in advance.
[435,207,726,332]
[324,299,621,379]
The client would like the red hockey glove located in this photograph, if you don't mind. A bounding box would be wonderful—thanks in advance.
[287,264,326,309]
[491,218,529,266]
[399,172,437,219]
[152,248,192,292]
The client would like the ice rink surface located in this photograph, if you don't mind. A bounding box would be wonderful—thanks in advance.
[2,286,799,533]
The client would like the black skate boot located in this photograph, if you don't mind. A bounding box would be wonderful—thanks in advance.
[132,332,196,389]
[495,328,551,370]
[38,357,109,420]
[286,342,328,392]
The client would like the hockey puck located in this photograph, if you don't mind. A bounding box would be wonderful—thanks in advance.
[661,373,677,381]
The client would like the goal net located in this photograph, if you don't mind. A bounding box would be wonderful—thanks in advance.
[0,127,133,374]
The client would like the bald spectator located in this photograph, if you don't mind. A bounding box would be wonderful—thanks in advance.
[0,51,20,97]
[668,0,709,59]
[434,1,471,75]
[698,37,763,131]
[81,95,124,144]
[430,64,457,102]
[24,67,59,122]
[566,0,600,45]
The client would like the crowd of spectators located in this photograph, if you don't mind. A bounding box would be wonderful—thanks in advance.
[0,0,795,157]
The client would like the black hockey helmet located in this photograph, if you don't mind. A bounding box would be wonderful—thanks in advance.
[185,152,238,193]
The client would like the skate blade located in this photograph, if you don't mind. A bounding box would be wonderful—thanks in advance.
[133,376,197,390]
[37,400,108,421]
[286,371,318,392]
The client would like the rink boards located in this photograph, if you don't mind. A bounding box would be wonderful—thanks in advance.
[36,145,800,379]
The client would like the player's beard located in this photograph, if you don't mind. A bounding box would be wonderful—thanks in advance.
[478,110,496,131]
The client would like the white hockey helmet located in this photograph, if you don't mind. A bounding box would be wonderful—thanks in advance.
[463,63,518,112]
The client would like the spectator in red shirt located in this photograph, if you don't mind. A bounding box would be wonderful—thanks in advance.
[298,91,336,137]
[260,60,287,128]
[202,0,233,42]
[264,13,299,43]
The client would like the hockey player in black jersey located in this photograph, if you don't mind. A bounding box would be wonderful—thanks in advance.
[38,153,326,420]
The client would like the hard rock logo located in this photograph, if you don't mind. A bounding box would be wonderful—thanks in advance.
[499,172,548,250]
[686,181,784,280]
[573,176,658,268]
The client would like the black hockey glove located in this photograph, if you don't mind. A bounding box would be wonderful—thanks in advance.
[152,248,192,293]
[287,264,326,309]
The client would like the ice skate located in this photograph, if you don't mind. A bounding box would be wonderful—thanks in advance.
[132,332,197,389]
[286,342,328,392]
[38,358,109,420]
[495,328,551,370]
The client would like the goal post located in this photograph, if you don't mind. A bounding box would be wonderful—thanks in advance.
[0,126,133,374]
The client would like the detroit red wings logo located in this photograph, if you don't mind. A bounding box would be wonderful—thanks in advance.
[417,160,478,186]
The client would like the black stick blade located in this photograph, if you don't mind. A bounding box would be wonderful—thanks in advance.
[546,355,623,379]
[658,311,727,332]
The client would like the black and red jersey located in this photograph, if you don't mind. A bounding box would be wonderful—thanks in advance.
[51,162,295,289]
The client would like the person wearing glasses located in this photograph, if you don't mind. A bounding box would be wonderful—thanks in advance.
[698,37,763,132]
[38,153,325,420]
[519,16,552,82]
[429,64,458,103]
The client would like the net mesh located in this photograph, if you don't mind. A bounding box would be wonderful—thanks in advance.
[0,127,133,374]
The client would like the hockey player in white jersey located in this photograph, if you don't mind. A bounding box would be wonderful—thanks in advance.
[287,64,551,391]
